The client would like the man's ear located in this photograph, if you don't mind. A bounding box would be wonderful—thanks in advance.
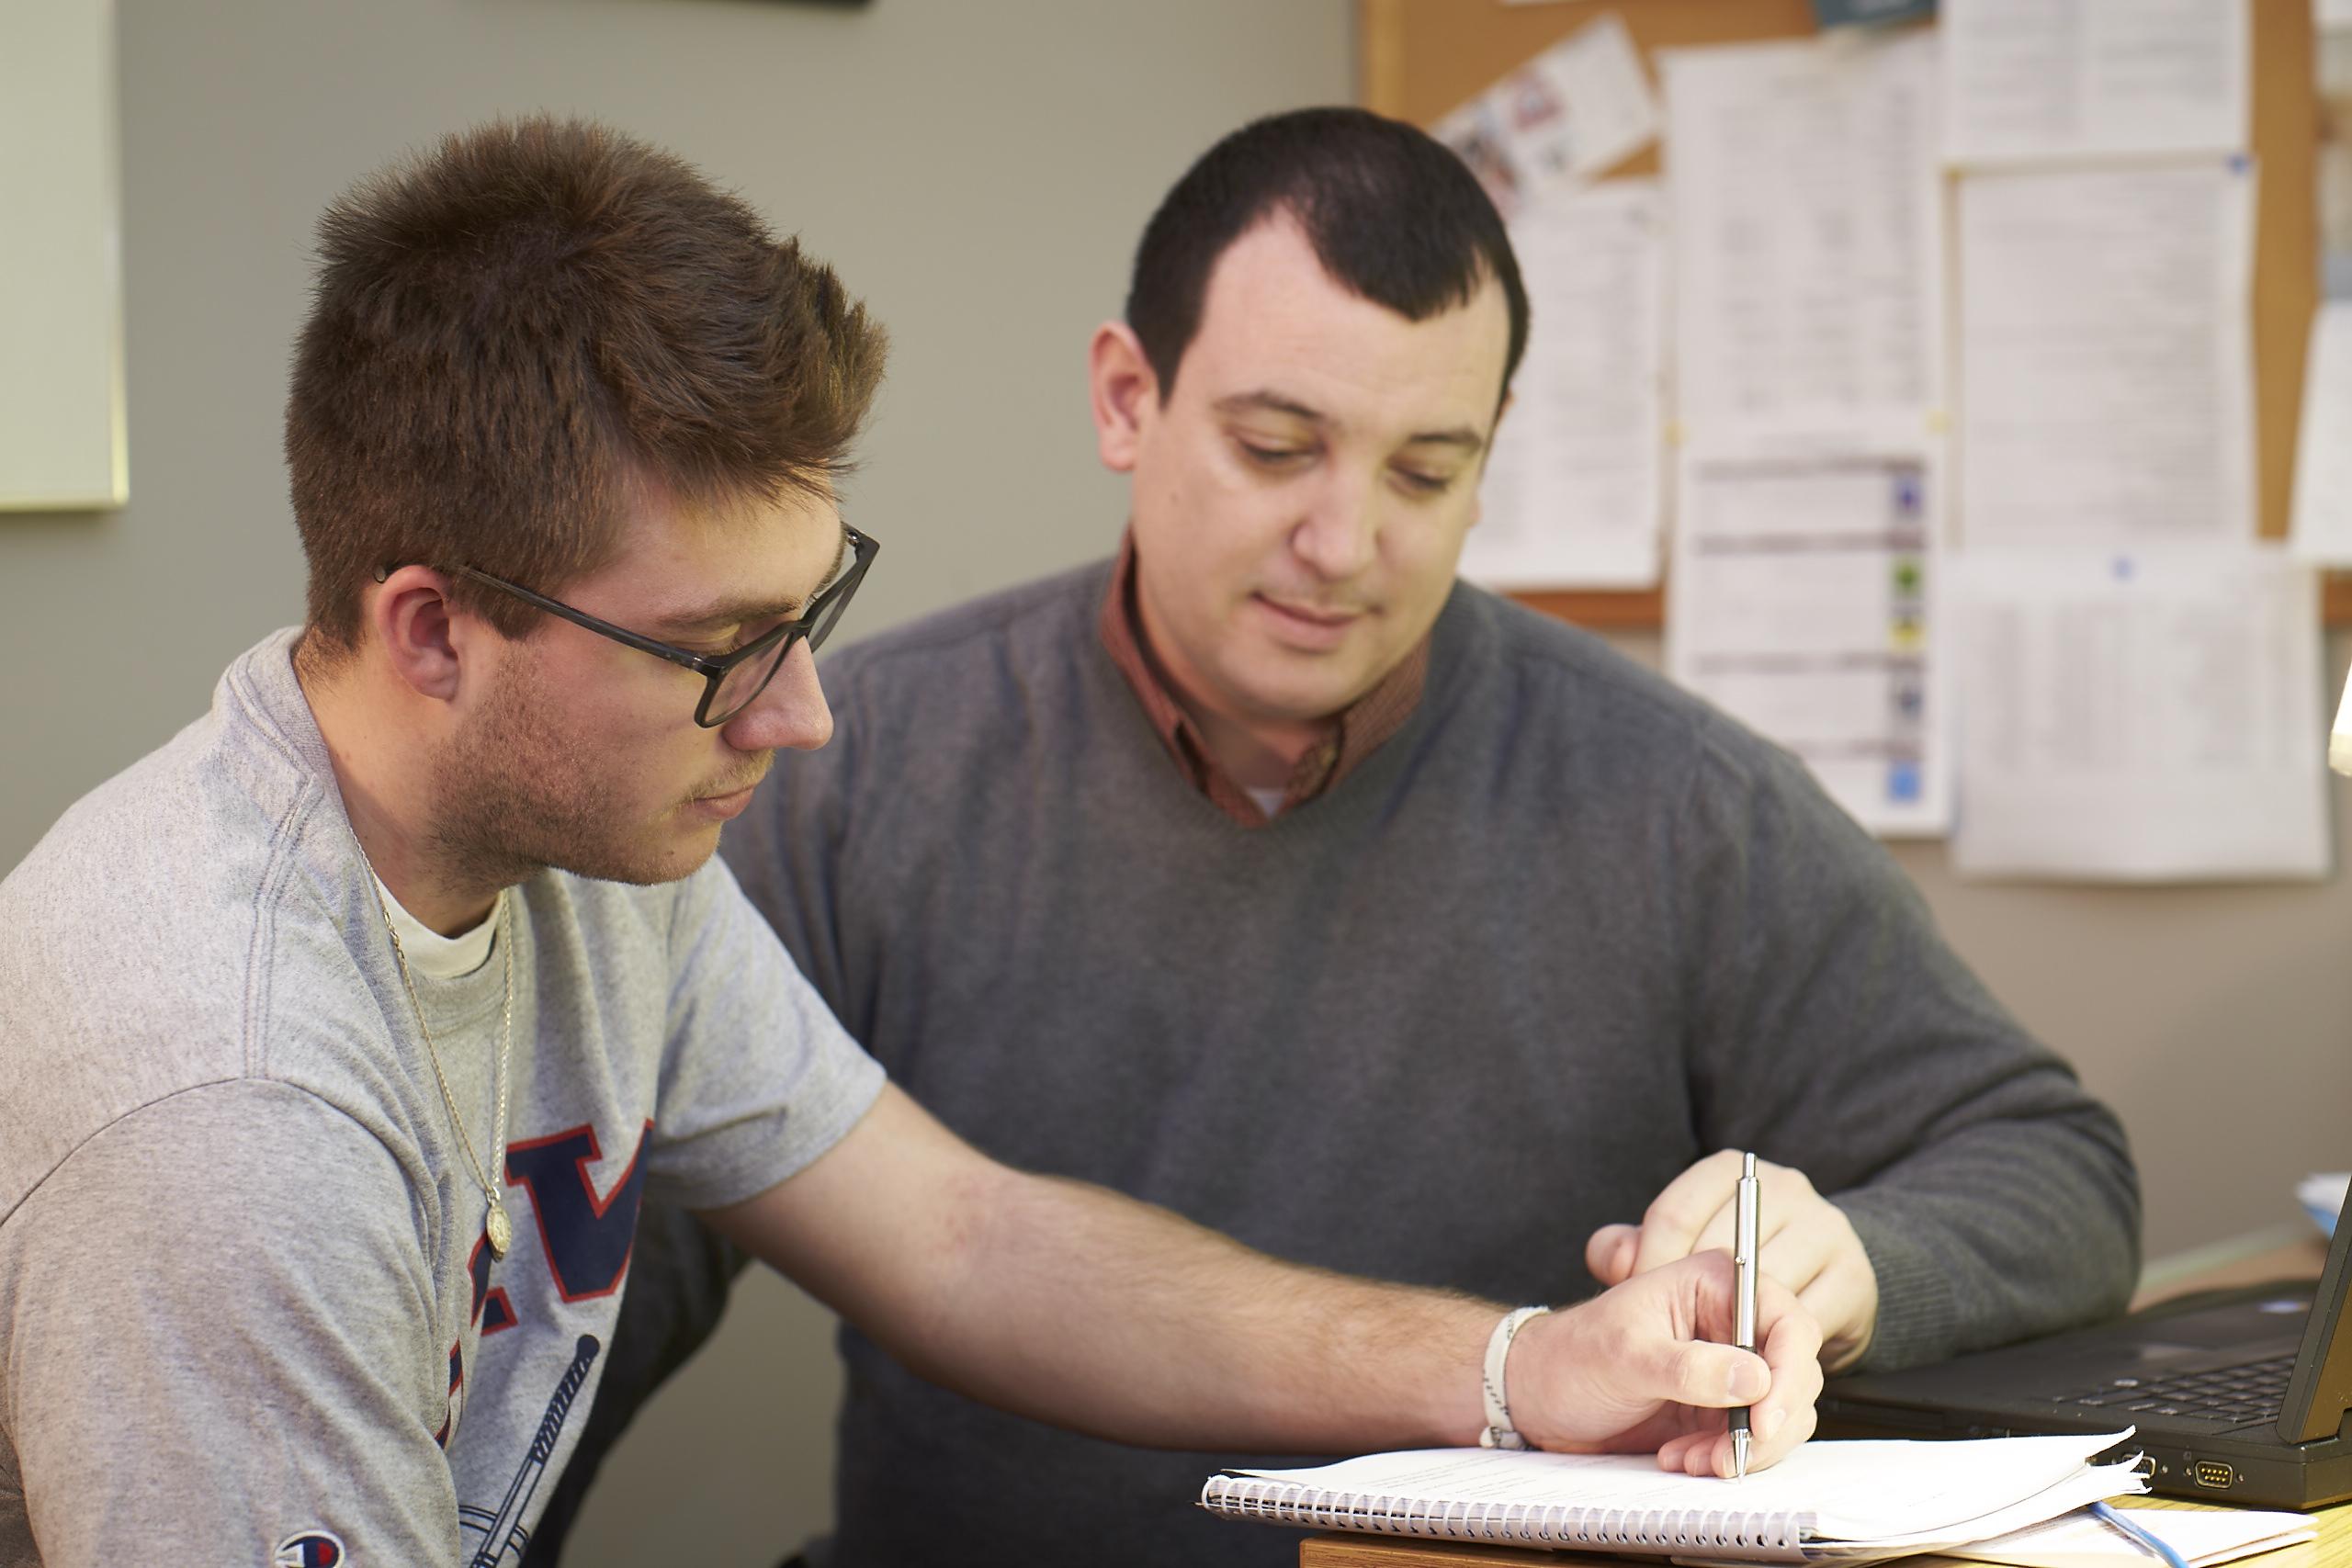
[367,566,468,703]
[1088,321,1159,475]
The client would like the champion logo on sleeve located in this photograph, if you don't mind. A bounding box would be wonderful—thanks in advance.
[273,1529,347,1566]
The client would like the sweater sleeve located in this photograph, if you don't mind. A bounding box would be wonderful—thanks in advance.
[1672,732,2142,1371]
[1,1080,462,1566]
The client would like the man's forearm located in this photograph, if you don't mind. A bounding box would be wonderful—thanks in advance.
[895,1164,1496,1450]
[922,1178,1828,1475]
[705,1085,1493,1452]
[712,1086,1823,1472]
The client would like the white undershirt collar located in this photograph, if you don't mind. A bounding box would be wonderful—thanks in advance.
[371,872,502,981]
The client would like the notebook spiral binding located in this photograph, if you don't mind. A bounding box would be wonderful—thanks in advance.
[1198,1474,1811,1553]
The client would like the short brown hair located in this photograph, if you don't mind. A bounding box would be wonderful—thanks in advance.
[286,117,887,652]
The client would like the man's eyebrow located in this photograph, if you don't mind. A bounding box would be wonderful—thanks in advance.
[649,593,808,637]
[1401,425,1487,455]
[1214,390,1327,424]
[649,528,853,636]
[1211,390,1487,455]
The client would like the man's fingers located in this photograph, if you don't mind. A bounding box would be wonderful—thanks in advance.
[1747,1282,1826,1467]
[1658,1427,1724,1477]
[1796,1275,1864,1351]
[1667,1292,1823,1476]
[1758,1216,1838,1296]
[1655,1429,1707,1473]
[1618,1162,1875,1374]
[1758,1278,1826,1371]
[1799,1250,1880,1371]
[1532,1256,1824,1476]
[1747,1391,1819,1472]
[1684,1203,1737,1265]
[1627,1152,1832,1278]
[1627,1150,1747,1277]
[1586,1224,1639,1285]
[1654,1340,1770,1410]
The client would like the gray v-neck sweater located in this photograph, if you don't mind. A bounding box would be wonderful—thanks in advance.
[721,558,2139,1568]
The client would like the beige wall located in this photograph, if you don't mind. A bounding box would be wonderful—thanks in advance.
[3,3,2346,1563]
[1,0,1355,871]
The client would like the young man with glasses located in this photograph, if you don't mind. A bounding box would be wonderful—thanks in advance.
[0,117,1826,1566]
[589,107,2139,1568]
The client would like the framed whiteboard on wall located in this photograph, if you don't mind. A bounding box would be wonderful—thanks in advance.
[1,0,127,511]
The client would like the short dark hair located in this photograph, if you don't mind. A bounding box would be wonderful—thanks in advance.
[1125,107,1528,403]
[287,116,888,654]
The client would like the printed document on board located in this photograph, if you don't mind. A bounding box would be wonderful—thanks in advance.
[1958,160,2256,547]
[1948,546,2329,881]
[1667,448,1950,837]
[1941,0,2249,166]
[2290,302,2352,564]
[1462,180,1666,590]
[1662,29,1944,455]
[1433,11,1659,217]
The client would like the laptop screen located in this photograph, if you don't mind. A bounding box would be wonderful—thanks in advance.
[2279,1174,2352,1442]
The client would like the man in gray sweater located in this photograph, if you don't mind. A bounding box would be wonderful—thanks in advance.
[677,107,2132,1568]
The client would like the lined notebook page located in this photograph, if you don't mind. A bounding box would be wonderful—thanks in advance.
[1204,1430,2143,1557]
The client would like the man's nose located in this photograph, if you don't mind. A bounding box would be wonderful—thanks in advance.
[721,639,833,752]
[1289,479,1378,580]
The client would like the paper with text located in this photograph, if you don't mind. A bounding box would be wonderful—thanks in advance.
[1958,161,2256,548]
[2291,303,2352,564]
[1950,546,2329,881]
[1667,449,1949,837]
[1464,180,1666,590]
[1942,0,2248,166]
[1663,30,1943,454]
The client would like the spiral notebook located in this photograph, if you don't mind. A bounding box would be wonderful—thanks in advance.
[1199,1429,2145,1562]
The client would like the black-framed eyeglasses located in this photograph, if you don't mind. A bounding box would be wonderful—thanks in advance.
[401,525,877,728]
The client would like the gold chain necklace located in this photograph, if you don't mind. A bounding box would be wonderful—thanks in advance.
[372,886,517,1259]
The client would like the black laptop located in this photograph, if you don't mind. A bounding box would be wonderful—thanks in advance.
[1819,1180,2352,1508]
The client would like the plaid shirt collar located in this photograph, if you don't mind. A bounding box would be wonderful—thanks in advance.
[1095,529,1430,829]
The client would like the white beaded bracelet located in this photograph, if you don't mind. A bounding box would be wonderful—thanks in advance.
[1477,1304,1553,1450]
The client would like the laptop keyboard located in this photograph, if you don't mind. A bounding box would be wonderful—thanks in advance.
[2052,1353,2294,1426]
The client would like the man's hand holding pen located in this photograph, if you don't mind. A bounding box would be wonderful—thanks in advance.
[1587,1148,1883,1373]
[1499,1250,1824,1478]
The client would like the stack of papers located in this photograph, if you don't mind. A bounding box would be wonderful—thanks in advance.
[1921,1504,2316,1568]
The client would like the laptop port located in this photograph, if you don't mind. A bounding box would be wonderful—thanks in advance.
[2191,1461,2236,1490]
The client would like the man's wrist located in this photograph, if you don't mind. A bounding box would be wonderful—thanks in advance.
[1477,1304,1554,1450]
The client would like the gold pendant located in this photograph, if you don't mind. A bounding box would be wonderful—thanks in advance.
[487,1201,514,1259]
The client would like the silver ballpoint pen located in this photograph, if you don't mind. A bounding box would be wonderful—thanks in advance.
[1731,1151,1759,1479]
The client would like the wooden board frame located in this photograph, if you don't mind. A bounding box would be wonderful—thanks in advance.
[1359,0,2333,625]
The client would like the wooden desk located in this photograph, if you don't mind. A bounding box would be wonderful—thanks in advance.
[1300,1235,2341,1568]
[1297,1498,2352,1568]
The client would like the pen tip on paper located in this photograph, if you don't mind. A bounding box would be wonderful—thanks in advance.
[1734,1429,1750,1479]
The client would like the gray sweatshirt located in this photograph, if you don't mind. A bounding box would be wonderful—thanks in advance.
[0,630,884,1567]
